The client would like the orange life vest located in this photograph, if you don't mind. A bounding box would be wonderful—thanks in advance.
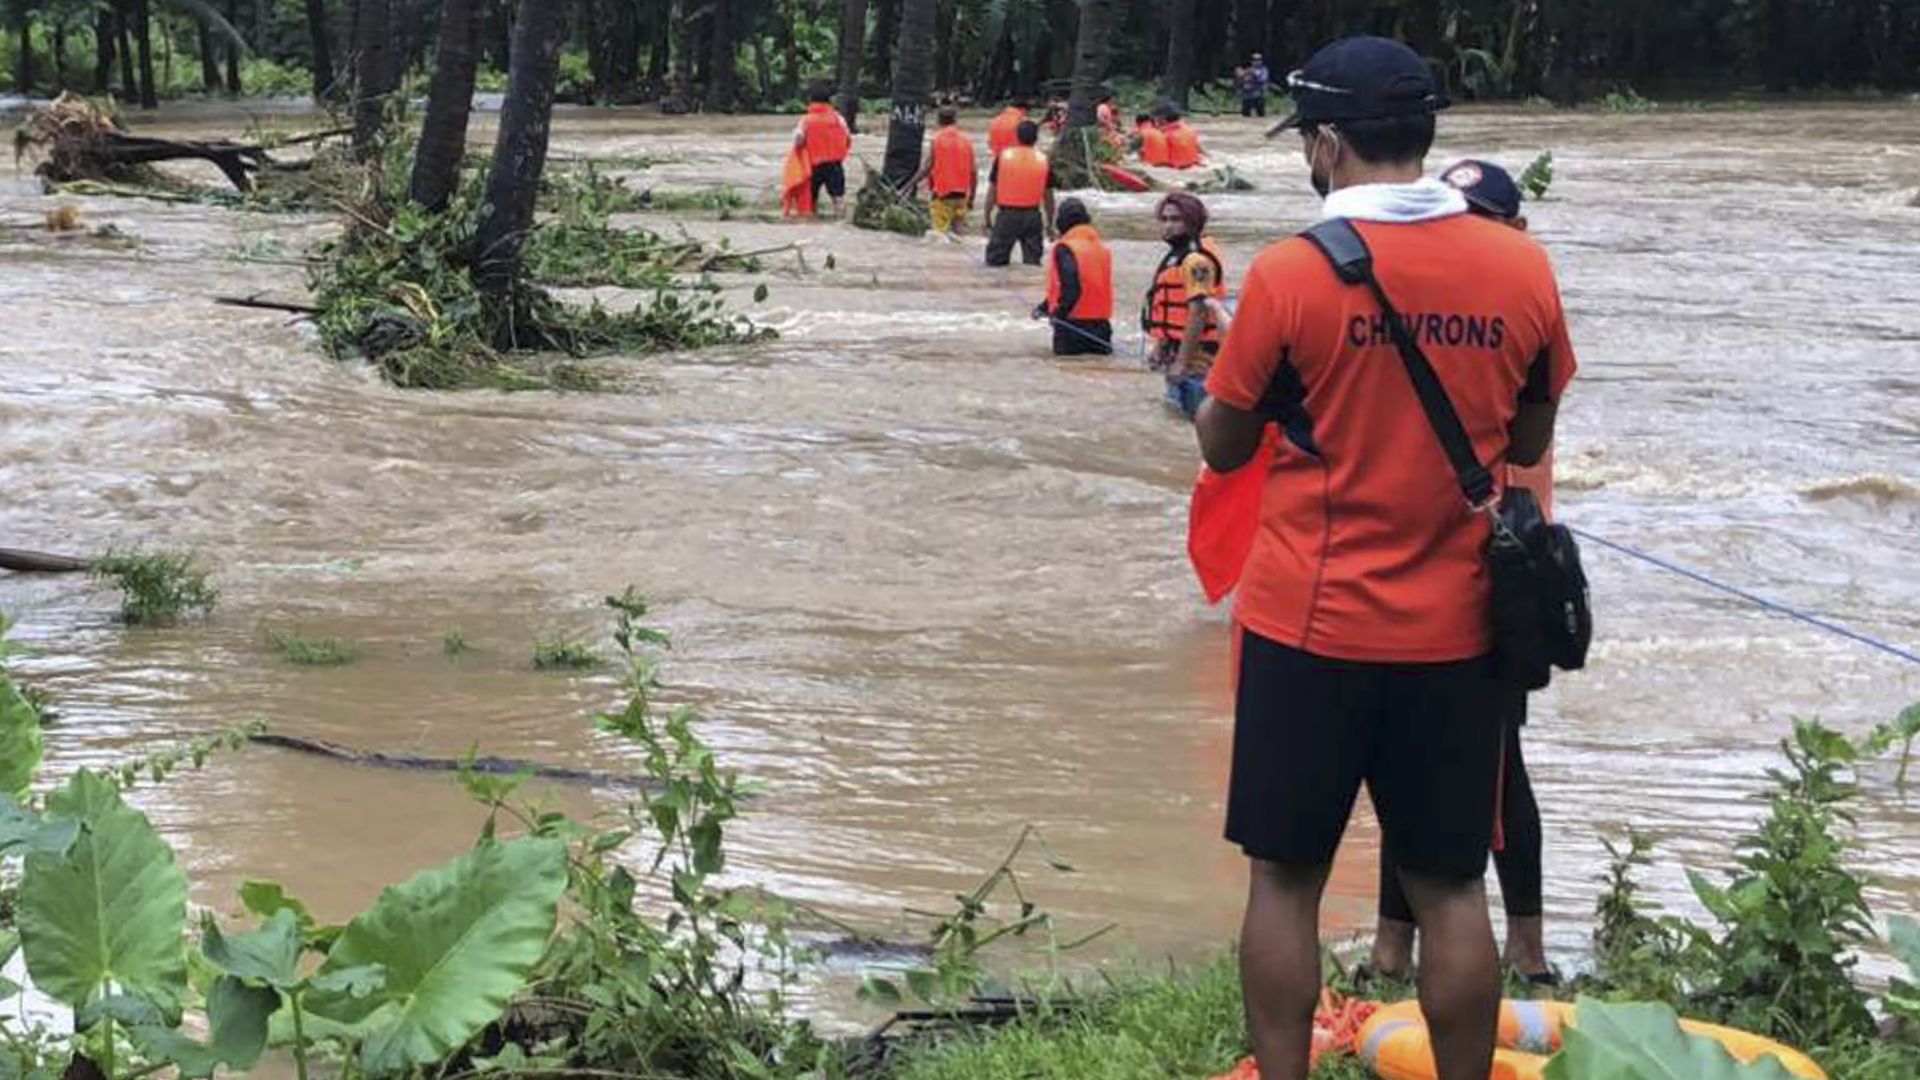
[1144,236,1226,344]
[994,146,1049,209]
[1046,224,1114,321]
[801,102,850,164]
[928,126,976,197]
[1165,120,1202,168]
[1138,124,1171,166]
[988,107,1026,158]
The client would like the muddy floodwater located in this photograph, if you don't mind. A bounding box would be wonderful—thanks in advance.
[3,100,1919,1020]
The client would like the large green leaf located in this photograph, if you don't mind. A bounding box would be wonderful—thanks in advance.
[0,678,42,803]
[17,770,189,1018]
[0,794,78,858]
[305,838,567,1076]
[131,975,276,1078]
[202,909,302,989]
[1889,914,1920,978]
[1542,997,1801,1080]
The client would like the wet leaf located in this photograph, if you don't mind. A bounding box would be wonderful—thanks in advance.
[856,975,900,1004]
[1542,997,1802,1079]
[202,909,301,988]
[0,795,79,859]
[131,975,275,1078]
[1,678,44,802]
[19,770,189,1019]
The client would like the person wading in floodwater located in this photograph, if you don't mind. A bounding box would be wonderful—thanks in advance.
[793,84,852,219]
[1144,191,1229,419]
[1194,36,1578,1080]
[1369,158,1556,988]
[983,120,1056,267]
[1033,197,1114,355]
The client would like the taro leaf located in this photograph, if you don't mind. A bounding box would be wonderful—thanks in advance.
[130,975,276,1079]
[238,880,315,932]
[0,679,43,803]
[77,994,165,1028]
[304,838,567,1077]
[0,795,79,858]
[1542,997,1801,1080]
[202,909,301,988]
[18,770,189,1019]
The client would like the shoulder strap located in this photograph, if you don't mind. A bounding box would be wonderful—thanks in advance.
[1300,219,1495,507]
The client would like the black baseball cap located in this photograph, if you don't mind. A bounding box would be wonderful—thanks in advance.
[1440,159,1522,219]
[1271,36,1448,133]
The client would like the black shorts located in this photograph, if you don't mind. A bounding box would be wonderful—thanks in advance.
[810,161,847,201]
[1226,629,1506,880]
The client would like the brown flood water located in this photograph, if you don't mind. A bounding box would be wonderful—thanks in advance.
[3,100,1919,1022]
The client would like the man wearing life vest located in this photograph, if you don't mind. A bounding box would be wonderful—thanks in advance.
[792,84,852,218]
[908,105,978,240]
[1135,112,1171,167]
[1161,107,1205,168]
[987,100,1029,159]
[1195,37,1577,1080]
[983,120,1055,267]
[1144,192,1228,419]
[1030,198,1113,356]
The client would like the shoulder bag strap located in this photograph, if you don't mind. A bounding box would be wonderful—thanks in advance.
[1300,219,1496,508]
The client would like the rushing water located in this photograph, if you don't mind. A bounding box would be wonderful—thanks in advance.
[3,100,1918,1021]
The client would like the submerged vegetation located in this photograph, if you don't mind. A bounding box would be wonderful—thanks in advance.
[89,550,218,625]
[529,634,605,670]
[267,631,359,667]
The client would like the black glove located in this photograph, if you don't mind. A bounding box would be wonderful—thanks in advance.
[1031,303,1050,321]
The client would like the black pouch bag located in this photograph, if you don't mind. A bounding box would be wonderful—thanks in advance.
[1302,219,1592,690]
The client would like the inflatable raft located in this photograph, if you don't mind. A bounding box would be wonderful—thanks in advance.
[1356,999,1827,1080]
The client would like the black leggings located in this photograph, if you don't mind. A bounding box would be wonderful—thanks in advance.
[1378,720,1542,922]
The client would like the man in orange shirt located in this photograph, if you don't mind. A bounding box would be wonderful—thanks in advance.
[792,84,852,218]
[1161,107,1204,168]
[983,120,1055,267]
[1032,197,1113,355]
[1194,37,1576,1080]
[908,106,977,240]
[1134,112,1171,166]
[987,99,1029,159]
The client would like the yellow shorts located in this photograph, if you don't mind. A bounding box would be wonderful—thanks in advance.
[929,195,969,234]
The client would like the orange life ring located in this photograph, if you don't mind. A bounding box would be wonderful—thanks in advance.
[1355,1000,1827,1080]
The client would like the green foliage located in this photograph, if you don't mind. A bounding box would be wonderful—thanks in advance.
[1686,722,1875,1045]
[1601,87,1661,113]
[1542,997,1800,1079]
[1864,702,1920,790]
[853,168,930,235]
[1589,831,1701,1003]
[1886,915,1920,1035]
[89,551,218,625]
[0,613,44,802]
[128,975,277,1078]
[104,721,265,792]
[443,629,471,656]
[531,635,604,670]
[304,838,568,1076]
[17,770,190,1018]
[641,187,751,215]
[268,631,359,667]
[1520,151,1556,200]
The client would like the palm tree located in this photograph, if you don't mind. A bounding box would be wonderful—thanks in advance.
[1162,0,1195,109]
[1054,0,1113,187]
[880,0,935,187]
[473,0,566,315]
[705,0,736,111]
[351,0,394,158]
[411,0,482,210]
[303,0,335,98]
[833,0,867,129]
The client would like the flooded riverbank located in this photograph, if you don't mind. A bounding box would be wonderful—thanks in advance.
[3,99,1918,1021]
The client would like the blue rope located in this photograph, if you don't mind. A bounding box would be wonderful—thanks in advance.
[1568,525,1920,669]
[1041,313,1122,352]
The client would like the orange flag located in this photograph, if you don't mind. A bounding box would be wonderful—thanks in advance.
[781,144,814,218]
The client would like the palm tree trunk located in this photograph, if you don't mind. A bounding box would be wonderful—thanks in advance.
[304,0,336,97]
[780,0,800,101]
[96,7,116,93]
[199,21,221,92]
[870,0,897,82]
[351,0,394,158]
[1163,0,1196,109]
[117,6,138,96]
[833,0,867,130]
[132,0,158,108]
[224,0,243,92]
[411,0,483,210]
[705,0,735,110]
[1055,0,1112,186]
[473,0,566,311]
[14,5,36,96]
[880,0,935,188]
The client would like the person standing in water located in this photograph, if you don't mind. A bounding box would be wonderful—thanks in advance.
[793,84,852,219]
[1135,112,1172,166]
[1240,54,1272,117]
[983,120,1056,267]
[1161,106,1206,169]
[910,106,978,241]
[1369,158,1555,987]
[988,98,1030,159]
[1195,37,1576,1080]
[1144,192,1228,419]
[1033,198,1114,355]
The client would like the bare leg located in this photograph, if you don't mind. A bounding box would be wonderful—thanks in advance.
[1398,869,1500,1080]
[1241,859,1330,1080]
[1370,916,1417,977]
